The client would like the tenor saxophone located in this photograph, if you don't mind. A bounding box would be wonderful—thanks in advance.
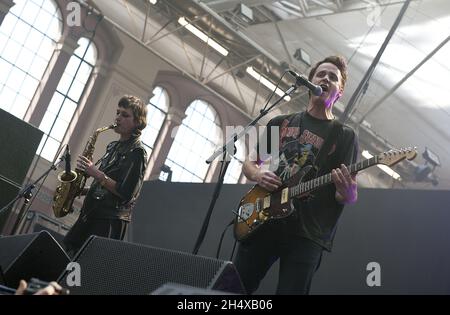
[52,124,117,218]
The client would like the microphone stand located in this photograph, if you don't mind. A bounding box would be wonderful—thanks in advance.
[0,154,66,235]
[191,84,297,255]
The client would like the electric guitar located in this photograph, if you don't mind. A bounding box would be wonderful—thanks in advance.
[233,147,417,241]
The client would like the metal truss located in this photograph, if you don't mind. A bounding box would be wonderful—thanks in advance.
[204,0,417,25]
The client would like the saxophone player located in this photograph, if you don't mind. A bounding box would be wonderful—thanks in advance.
[63,95,148,256]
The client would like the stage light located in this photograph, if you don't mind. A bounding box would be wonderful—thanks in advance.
[177,17,229,56]
[246,67,291,101]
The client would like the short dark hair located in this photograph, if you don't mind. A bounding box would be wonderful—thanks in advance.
[118,95,147,135]
[308,55,348,90]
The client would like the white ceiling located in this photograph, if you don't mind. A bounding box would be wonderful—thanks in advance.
[89,0,450,189]
[231,0,450,187]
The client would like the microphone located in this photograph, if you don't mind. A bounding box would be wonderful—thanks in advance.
[64,145,71,175]
[287,70,323,96]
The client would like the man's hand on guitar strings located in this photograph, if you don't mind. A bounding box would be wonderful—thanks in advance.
[332,164,357,204]
[256,171,282,191]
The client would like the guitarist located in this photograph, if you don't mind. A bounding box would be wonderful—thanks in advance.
[233,56,359,294]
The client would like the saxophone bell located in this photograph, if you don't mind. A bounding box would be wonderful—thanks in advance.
[57,170,78,183]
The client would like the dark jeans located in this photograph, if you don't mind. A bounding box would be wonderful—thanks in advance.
[233,223,323,295]
[63,216,128,257]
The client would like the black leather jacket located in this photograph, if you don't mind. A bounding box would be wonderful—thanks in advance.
[81,136,147,221]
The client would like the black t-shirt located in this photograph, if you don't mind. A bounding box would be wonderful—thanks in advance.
[258,111,358,251]
[82,136,147,221]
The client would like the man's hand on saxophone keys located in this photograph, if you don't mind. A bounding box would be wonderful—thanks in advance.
[77,155,110,189]
[77,156,97,178]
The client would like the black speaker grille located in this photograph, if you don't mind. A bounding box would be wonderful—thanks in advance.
[0,231,69,287]
[0,108,43,184]
[59,237,237,295]
[0,233,36,271]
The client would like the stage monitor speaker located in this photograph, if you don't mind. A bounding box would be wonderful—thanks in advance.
[0,231,70,288]
[18,210,70,245]
[0,108,43,232]
[0,108,43,185]
[58,236,245,295]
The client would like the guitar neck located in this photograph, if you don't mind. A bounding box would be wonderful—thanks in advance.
[290,156,378,197]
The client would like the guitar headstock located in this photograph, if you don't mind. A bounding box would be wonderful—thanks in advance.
[378,147,417,166]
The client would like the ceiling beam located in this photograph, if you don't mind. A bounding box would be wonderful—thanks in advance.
[298,0,309,16]
[358,35,450,124]
[309,0,337,12]
[202,0,279,13]
[341,0,412,123]
[204,54,261,84]
[274,21,294,64]
[259,0,419,24]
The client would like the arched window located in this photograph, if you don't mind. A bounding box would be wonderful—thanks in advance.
[162,99,221,182]
[0,0,62,119]
[37,37,97,161]
[141,86,169,156]
[223,139,245,184]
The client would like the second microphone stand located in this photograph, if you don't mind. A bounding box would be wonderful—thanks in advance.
[0,154,66,235]
[192,84,297,255]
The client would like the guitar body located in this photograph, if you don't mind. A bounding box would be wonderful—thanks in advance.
[233,147,418,241]
[234,165,314,241]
